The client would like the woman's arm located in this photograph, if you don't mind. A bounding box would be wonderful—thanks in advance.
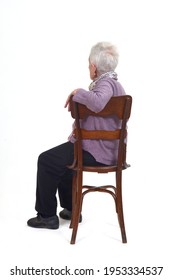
[72,79,114,113]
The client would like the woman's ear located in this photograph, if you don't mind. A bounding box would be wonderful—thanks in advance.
[92,64,97,77]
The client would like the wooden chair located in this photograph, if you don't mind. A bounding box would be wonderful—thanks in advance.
[68,95,132,244]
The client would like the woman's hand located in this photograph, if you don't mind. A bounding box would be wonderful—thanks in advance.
[64,89,79,111]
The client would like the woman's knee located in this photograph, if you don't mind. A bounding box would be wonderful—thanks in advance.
[38,151,50,166]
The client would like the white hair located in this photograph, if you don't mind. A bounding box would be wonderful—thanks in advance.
[89,42,119,76]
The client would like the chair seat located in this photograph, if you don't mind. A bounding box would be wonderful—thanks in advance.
[72,163,130,173]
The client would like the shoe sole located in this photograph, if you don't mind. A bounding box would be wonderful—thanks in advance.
[27,223,59,230]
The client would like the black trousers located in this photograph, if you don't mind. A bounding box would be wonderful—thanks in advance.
[35,141,104,217]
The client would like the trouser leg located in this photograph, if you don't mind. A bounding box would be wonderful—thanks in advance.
[35,142,74,217]
[58,169,73,211]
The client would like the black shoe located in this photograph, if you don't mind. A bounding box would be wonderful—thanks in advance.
[27,214,59,229]
[59,208,82,223]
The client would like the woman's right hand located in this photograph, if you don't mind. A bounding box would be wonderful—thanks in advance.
[64,89,79,111]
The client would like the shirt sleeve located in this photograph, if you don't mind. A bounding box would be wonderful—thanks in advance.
[72,79,114,113]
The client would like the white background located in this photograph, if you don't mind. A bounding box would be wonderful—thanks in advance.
[0,0,173,279]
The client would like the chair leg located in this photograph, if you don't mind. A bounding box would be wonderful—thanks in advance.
[69,172,77,229]
[70,190,82,244]
[70,171,83,244]
[116,171,127,243]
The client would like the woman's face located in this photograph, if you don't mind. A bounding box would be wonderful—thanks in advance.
[89,59,97,80]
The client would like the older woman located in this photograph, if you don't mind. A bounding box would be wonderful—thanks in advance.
[27,42,126,229]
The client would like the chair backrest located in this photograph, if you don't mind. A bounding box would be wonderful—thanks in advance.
[70,95,132,168]
[71,95,132,120]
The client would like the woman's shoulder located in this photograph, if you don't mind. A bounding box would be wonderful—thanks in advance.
[97,76,126,95]
[96,76,120,88]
